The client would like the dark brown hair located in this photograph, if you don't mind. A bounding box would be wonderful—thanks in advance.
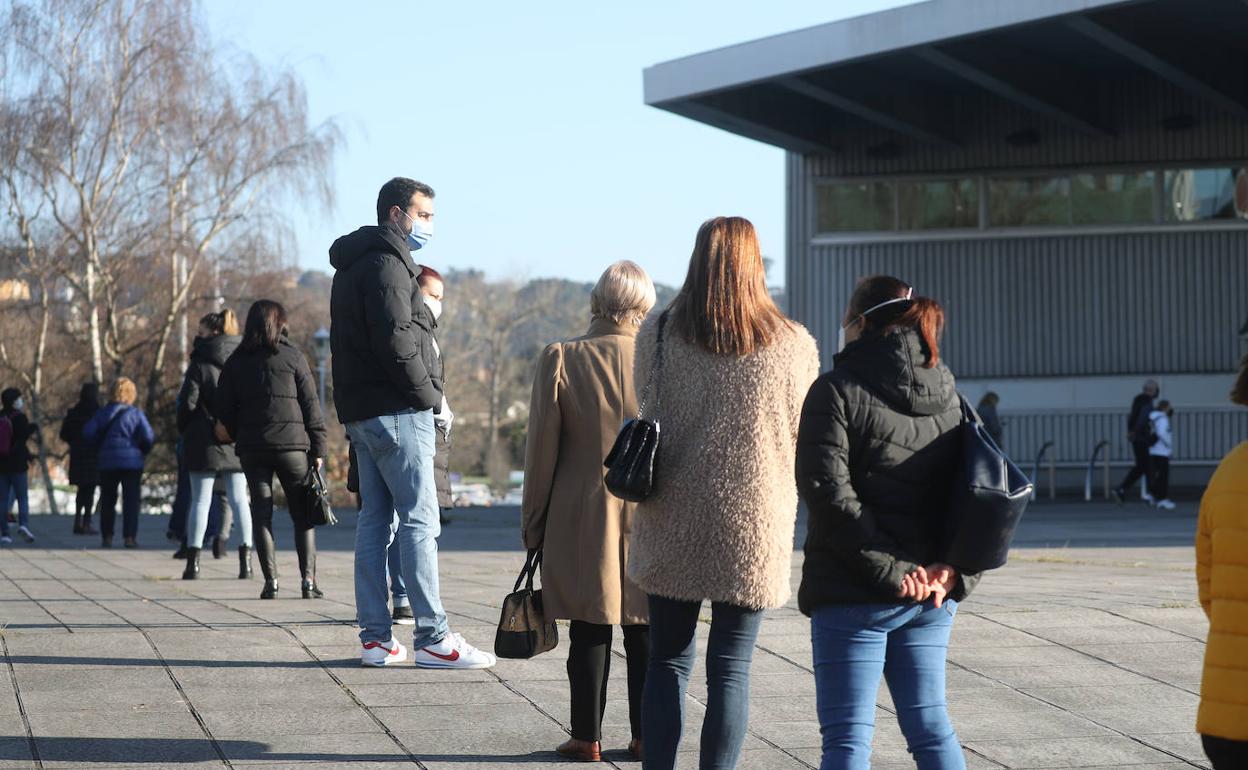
[848,275,945,368]
[1233,354,1248,406]
[240,300,288,354]
[670,216,789,356]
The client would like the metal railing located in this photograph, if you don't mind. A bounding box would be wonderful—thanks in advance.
[1085,439,1112,501]
[1031,440,1056,500]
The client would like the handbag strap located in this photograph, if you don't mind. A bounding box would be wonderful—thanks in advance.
[512,549,542,593]
[636,310,670,420]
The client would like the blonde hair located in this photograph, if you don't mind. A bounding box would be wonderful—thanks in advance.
[590,260,657,326]
[112,377,137,405]
[201,309,240,336]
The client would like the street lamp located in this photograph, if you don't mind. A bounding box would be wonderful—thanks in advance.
[313,327,330,407]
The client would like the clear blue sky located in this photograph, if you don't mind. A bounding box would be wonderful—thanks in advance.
[203,0,915,289]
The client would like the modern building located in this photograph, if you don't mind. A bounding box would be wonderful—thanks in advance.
[645,0,1248,492]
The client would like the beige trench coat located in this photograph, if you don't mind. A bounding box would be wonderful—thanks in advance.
[521,318,649,626]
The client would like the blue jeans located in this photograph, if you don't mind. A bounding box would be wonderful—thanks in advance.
[642,594,764,770]
[387,533,408,608]
[811,601,964,770]
[347,409,445,648]
[0,472,30,535]
[187,471,251,549]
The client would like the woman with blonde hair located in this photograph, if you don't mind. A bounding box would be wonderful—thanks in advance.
[627,218,820,769]
[83,377,155,548]
[523,260,656,762]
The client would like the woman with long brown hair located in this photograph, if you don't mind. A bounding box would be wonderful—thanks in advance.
[627,217,820,769]
[796,275,977,769]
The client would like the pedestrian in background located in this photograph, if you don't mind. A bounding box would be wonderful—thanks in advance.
[796,275,976,770]
[522,260,657,762]
[215,300,327,600]
[627,217,820,770]
[177,309,252,581]
[83,378,155,549]
[0,387,39,545]
[1115,379,1160,503]
[60,383,102,536]
[1195,355,1248,769]
[1148,400,1175,510]
[976,391,1004,447]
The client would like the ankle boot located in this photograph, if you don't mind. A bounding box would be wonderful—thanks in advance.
[172,538,189,559]
[238,545,253,579]
[81,514,98,535]
[260,579,278,599]
[301,578,323,600]
[181,547,200,580]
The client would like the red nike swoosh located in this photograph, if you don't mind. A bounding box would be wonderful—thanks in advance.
[422,647,460,661]
[363,643,398,654]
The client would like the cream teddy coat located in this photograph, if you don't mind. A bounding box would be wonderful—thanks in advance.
[626,313,821,610]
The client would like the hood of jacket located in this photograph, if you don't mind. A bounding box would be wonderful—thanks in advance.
[191,334,241,368]
[329,223,414,274]
[832,328,955,417]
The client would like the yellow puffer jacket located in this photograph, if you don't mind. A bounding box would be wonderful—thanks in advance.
[1196,441,1248,740]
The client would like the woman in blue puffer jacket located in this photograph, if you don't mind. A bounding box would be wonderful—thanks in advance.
[83,377,155,548]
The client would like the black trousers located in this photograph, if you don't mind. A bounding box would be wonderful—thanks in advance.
[240,451,314,582]
[1148,456,1170,501]
[75,484,96,518]
[567,620,649,742]
[1203,734,1248,769]
[98,470,142,539]
[1118,441,1153,494]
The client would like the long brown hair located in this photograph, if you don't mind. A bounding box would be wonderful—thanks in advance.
[240,300,288,353]
[848,275,945,368]
[670,216,789,356]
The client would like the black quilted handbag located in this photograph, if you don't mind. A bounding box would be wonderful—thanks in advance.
[603,310,669,502]
[942,395,1033,572]
[494,549,558,659]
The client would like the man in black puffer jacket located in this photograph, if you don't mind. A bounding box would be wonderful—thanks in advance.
[330,177,495,670]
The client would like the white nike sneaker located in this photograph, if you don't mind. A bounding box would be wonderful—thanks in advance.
[1155,499,1176,510]
[413,631,496,670]
[361,638,408,667]
[18,525,34,543]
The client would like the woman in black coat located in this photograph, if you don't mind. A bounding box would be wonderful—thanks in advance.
[177,310,252,581]
[215,300,327,600]
[60,383,101,535]
[796,275,979,770]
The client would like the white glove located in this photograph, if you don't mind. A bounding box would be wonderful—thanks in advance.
[434,395,454,438]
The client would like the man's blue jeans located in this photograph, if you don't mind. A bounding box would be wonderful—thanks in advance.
[642,594,764,770]
[347,409,445,648]
[0,472,30,535]
[811,600,964,770]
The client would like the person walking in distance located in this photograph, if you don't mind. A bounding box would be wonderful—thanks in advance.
[976,391,1005,447]
[214,300,328,599]
[796,275,978,770]
[82,378,155,548]
[177,310,253,581]
[1148,400,1176,510]
[330,177,494,669]
[0,387,39,545]
[523,261,657,762]
[627,217,820,770]
[1114,379,1159,503]
[1195,355,1248,769]
[60,383,102,536]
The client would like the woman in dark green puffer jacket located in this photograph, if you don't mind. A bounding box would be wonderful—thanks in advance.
[796,274,979,770]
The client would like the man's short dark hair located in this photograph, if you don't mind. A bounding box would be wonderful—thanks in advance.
[376,177,435,224]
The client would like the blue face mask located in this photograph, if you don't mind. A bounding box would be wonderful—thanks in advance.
[400,209,434,251]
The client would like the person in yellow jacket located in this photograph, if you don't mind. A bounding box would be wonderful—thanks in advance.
[1196,354,1248,769]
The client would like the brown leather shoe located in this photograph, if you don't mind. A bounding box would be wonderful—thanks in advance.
[555,738,601,761]
[628,738,642,761]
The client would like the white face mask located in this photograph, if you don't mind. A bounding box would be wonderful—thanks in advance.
[13,398,24,410]
[424,296,443,321]
[836,288,915,354]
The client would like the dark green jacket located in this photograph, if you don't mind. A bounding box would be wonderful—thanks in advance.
[796,328,980,614]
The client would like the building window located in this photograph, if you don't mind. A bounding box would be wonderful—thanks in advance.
[1072,172,1155,225]
[1164,168,1248,222]
[898,179,979,230]
[988,177,1071,226]
[816,181,895,232]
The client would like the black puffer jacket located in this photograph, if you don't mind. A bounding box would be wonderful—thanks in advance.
[214,336,328,458]
[177,334,242,473]
[328,223,442,423]
[796,328,980,614]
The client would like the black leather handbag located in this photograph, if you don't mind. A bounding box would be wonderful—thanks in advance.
[494,549,558,659]
[942,395,1033,572]
[303,461,338,527]
[604,310,669,502]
